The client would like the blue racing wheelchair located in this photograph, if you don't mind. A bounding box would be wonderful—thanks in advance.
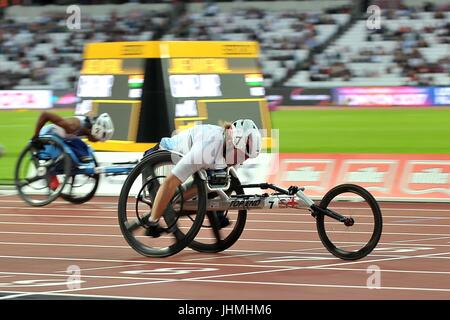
[15,135,136,207]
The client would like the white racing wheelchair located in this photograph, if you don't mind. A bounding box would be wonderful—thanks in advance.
[118,150,383,260]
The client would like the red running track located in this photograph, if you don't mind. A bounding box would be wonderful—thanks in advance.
[0,195,449,300]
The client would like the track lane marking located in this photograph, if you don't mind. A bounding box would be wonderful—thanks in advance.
[1,221,450,237]
[0,241,447,260]
[2,213,450,228]
[3,231,450,249]
[0,279,181,300]
[54,263,149,273]
[0,271,174,282]
[0,290,170,300]
[187,279,450,293]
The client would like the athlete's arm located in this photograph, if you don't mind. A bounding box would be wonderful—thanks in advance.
[79,127,100,142]
[150,173,182,222]
[150,133,221,222]
[32,112,79,139]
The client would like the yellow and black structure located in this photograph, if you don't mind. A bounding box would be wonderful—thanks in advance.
[76,41,271,151]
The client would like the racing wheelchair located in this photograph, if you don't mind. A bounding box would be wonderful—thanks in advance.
[118,150,383,260]
[15,135,135,207]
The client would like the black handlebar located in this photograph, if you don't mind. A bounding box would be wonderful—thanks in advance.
[240,183,304,195]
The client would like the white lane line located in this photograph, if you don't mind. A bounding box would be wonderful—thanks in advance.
[0,252,437,297]
[305,266,450,276]
[2,231,450,251]
[0,245,449,272]
[1,265,450,286]
[0,214,114,219]
[54,263,149,273]
[0,206,117,212]
[2,213,450,228]
[184,253,262,262]
[1,205,450,218]
[310,251,450,270]
[0,241,130,249]
[0,221,117,228]
[393,236,450,243]
[194,248,400,258]
[0,241,448,257]
[0,290,171,300]
[161,251,450,292]
[0,231,123,238]
[0,271,173,282]
[2,221,450,237]
[96,250,450,296]
[188,278,450,293]
[0,279,179,300]
[1,200,449,211]
[393,217,449,223]
[0,254,375,270]
[21,249,450,298]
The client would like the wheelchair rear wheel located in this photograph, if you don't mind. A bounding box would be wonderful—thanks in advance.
[118,150,207,257]
[60,159,100,204]
[189,175,247,253]
[15,137,72,207]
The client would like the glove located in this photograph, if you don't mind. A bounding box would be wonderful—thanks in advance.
[30,137,45,150]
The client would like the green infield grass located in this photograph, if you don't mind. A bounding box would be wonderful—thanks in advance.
[271,108,450,154]
[0,109,73,183]
[0,108,449,183]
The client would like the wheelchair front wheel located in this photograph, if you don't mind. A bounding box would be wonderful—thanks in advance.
[316,184,383,260]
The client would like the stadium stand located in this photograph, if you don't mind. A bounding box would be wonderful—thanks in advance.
[0,3,172,90]
[0,1,351,90]
[0,0,448,90]
[285,2,450,86]
[161,1,352,87]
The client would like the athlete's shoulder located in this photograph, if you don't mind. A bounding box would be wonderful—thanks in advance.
[197,124,222,132]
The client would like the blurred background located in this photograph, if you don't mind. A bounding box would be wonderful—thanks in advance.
[0,0,449,200]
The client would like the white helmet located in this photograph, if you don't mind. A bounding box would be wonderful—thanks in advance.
[231,119,262,158]
[91,113,114,142]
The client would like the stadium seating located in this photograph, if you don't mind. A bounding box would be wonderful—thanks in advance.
[162,7,351,87]
[0,1,448,90]
[286,8,450,86]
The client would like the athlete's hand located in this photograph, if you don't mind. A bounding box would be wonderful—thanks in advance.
[30,137,44,150]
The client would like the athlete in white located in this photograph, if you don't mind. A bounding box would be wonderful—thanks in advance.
[161,124,240,182]
[145,119,262,237]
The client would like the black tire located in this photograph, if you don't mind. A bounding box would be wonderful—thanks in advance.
[189,175,247,253]
[118,150,207,257]
[15,137,72,207]
[316,184,383,260]
[60,158,100,204]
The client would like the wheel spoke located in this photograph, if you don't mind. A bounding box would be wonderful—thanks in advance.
[18,175,46,188]
[172,228,185,242]
[125,214,149,232]
[207,211,222,242]
[118,151,206,257]
[137,194,153,206]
